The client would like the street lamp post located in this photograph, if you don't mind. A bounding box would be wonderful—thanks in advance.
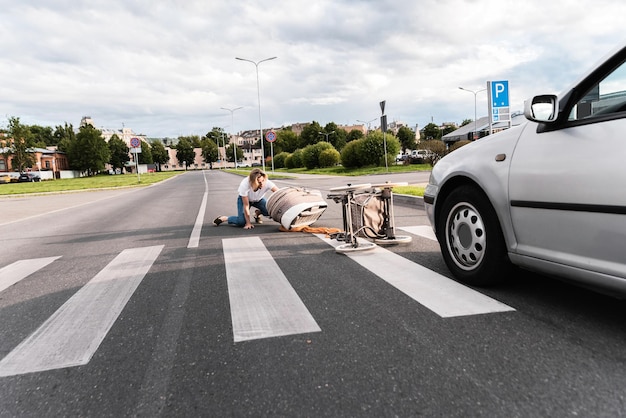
[318,130,335,142]
[357,118,377,131]
[221,106,243,168]
[458,87,486,140]
[219,126,229,169]
[236,56,277,172]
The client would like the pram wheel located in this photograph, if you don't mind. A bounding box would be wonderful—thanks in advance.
[335,241,377,253]
[374,235,412,245]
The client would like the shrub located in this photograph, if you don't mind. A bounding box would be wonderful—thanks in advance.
[286,149,304,169]
[340,140,361,168]
[302,142,335,169]
[273,152,289,169]
[358,133,385,166]
[319,148,340,167]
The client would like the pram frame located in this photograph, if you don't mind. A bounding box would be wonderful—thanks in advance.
[327,182,411,253]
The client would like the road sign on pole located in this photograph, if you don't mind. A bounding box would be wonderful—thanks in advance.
[130,138,141,182]
[487,80,511,133]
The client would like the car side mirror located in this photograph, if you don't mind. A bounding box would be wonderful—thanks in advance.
[524,94,558,123]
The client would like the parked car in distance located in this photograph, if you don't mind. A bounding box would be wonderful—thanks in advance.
[408,149,435,164]
[0,173,11,184]
[424,42,626,297]
[18,173,41,182]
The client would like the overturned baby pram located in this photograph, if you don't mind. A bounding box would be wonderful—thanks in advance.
[266,186,328,230]
[327,182,412,253]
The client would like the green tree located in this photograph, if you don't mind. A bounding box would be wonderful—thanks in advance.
[201,137,219,167]
[69,125,110,175]
[138,141,153,165]
[29,125,54,147]
[108,134,130,173]
[396,126,417,153]
[422,123,441,140]
[346,129,364,143]
[442,123,457,137]
[204,127,226,146]
[54,123,75,153]
[322,123,347,151]
[299,121,323,147]
[276,129,299,153]
[6,117,35,172]
[150,141,169,171]
[225,143,244,163]
[175,137,196,169]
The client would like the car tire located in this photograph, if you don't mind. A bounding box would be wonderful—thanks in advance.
[436,186,511,286]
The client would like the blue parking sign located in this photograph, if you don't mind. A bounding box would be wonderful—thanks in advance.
[491,81,509,107]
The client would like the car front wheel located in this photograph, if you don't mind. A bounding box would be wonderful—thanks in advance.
[436,186,511,286]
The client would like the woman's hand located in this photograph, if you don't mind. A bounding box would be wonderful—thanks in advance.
[244,223,254,230]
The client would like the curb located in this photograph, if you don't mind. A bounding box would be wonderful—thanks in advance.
[393,193,424,208]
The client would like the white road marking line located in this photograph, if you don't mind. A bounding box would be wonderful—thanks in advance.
[0,245,163,377]
[187,171,209,248]
[317,235,515,318]
[223,236,321,342]
[399,225,438,241]
[0,257,61,293]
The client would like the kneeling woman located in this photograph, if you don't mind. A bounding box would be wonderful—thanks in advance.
[214,168,278,230]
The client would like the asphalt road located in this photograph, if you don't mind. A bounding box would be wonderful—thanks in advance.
[1,170,625,417]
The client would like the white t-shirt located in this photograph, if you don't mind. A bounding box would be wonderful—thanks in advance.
[237,176,276,202]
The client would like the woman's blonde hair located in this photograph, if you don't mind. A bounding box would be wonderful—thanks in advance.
[248,168,267,184]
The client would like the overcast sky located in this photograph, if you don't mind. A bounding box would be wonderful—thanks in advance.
[1,0,624,138]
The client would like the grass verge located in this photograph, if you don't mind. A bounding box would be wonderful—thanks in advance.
[0,165,428,197]
[0,171,182,196]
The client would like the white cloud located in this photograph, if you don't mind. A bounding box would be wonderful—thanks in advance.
[0,0,624,136]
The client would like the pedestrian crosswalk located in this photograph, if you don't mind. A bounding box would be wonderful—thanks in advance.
[0,256,61,293]
[223,236,321,342]
[0,246,163,378]
[0,228,514,377]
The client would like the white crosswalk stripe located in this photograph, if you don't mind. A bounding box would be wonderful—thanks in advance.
[0,245,163,378]
[316,234,515,318]
[398,225,437,241]
[0,256,61,293]
[223,236,321,342]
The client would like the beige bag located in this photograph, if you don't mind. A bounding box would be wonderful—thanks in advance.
[350,193,385,238]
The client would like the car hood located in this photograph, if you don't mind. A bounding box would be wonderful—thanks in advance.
[430,120,532,191]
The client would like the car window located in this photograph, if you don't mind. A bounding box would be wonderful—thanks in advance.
[569,59,626,120]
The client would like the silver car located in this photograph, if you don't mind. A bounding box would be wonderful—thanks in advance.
[424,42,626,296]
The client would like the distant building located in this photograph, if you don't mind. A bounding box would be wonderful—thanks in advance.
[0,146,69,176]
[81,116,148,148]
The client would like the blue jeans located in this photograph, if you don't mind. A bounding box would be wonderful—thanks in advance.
[228,196,270,226]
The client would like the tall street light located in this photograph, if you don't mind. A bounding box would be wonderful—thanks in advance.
[458,87,486,140]
[219,125,229,168]
[357,118,377,131]
[236,56,277,171]
[221,106,243,168]
[318,130,335,142]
